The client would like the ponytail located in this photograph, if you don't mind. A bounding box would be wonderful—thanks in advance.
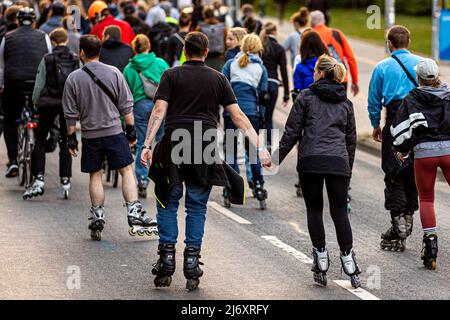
[316,54,346,83]
[238,34,263,68]
[260,22,277,56]
[238,52,250,68]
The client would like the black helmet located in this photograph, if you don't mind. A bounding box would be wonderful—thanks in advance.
[17,7,35,26]
[51,1,65,16]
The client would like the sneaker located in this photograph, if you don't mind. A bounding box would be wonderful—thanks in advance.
[5,161,18,178]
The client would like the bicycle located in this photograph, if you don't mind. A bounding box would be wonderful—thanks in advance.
[17,85,38,188]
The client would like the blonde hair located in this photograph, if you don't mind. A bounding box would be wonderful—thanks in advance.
[132,34,151,54]
[315,54,346,83]
[228,27,247,45]
[238,34,263,68]
[418,77,441,88]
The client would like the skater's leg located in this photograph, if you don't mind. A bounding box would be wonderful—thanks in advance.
[325,175,353,254]
[414,157,438,232]
[265,81,278,147]
[31,109,54,177]
[157,183,183,245]
[438,154,450,186]
[184,182,213,248]
[133,99,152,187]
[57,109,72,178]
[89,170,104,206]
[118,164,138,203]
[300,173,326,250]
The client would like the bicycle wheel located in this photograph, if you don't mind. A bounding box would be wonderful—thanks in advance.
[17,126,27,186]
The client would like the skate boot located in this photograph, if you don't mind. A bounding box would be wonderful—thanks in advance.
[223,188,231,208]
[5,161,18,178]
[137,179,147,199]
[311,247,329,286]
[380,216,407,252]
[88,206,105,241]
[404,213,414,237]
[23,175,45,200]
[421,233,438,270]
[254,183,268,210]
[340,250,362,288]
[126,201,158,236]
[61,177,71,200]
[295,180,303,197]
[152,243,176,287]
[184,246,204,291]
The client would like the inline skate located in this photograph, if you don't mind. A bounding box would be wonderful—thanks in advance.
[152,243,176,287]
[340,250,362,288]
[88,205,105,241]
[126,201,158,237]
[311,247,329,286]
[184,246,204,291]
[421,233,438,270]
[23,175,45,200]
[254,183,268,210]
[61,177,70,200]
[380,215,407,252]
[222,188,231,208]
[405,213,414,237]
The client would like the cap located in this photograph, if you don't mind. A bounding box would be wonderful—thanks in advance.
[415,58,439,81]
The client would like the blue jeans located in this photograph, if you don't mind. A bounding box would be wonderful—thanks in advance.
[223,115,264,185]
[157,183,212,248]
[134,99,164,187]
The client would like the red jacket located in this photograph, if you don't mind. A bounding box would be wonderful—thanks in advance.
[314,23,358,85]
[91,15,135,45]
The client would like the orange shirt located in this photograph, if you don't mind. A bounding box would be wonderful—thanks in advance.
[314,23,358,85]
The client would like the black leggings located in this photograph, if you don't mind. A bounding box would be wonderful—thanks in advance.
[300,173,353,253]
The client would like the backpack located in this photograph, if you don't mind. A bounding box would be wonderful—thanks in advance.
[199,22,225,54]
[138,72,159,99]
[45,51,79,97]
[327,29,345,66]
[172,33,186,67]
[152,25,176,63]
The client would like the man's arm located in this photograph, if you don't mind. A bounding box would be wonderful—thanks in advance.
[32,58,47,107]
[340,32,359,95]
[0,38,5,88]
[368,65,384,142]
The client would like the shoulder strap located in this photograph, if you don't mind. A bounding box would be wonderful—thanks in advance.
[173,33,185,46]
[82,65,118,107]
[391,55,419,88]
[332,29,343,47]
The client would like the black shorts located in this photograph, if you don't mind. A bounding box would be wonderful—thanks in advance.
[81,133,133,173]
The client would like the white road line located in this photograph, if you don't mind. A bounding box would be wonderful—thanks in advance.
[333,280,381,300]
[208,201,252,225]
[261,235,313,264]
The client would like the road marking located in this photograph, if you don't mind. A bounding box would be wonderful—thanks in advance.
[208,201,252,225]
[261,235,313,264]
[333,280,381,300]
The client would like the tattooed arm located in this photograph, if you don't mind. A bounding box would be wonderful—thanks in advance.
[140,100,168,168]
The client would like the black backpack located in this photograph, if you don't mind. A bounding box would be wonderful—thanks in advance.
[45,50,79,97]
[152,25,175,63]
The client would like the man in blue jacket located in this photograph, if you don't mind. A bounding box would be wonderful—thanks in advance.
[368,25,421,252]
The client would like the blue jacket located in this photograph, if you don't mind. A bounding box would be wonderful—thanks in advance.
[293,57,318,91]
[40,16,63,35]
[368,49,422,128]
[225,47,240,61]
[222,53,268,117]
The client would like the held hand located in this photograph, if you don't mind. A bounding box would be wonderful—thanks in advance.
[372,127,382,143]
[351,83,359,97]
[69,148,78,157]
[141,148,152,168]
[396,152,405,162]
[67,133,78,157]
[258,149,272,168]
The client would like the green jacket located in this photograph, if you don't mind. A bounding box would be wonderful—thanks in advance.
[123,52,169,104]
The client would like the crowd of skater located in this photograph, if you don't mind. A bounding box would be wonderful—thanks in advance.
[0,0,448,292]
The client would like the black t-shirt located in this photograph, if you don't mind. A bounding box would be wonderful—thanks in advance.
[155,60,237,128]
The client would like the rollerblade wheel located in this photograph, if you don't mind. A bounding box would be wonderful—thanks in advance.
[153,230,159,236]
[64,190,69,200]
[128,228,137,237]
[91,230,102,241]
[296,188,303,197]
[313,272,327,286]
[430,260,437,270]
[154,275,172,287]
[350,275,361,288]
[186,278,200,291]
[259,199,266,210]
[137,230,145,237]
[347,204,352,214]
[145,230,152,236]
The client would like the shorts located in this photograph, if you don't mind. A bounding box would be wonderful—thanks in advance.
[81,133,133,173]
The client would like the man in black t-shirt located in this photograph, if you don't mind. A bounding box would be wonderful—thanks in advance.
[141,32,271,291]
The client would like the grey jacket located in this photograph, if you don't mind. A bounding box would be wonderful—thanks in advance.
[62,61,133,139]
[277,78,356,177]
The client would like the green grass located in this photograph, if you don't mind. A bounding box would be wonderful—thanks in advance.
[262,4,432,55]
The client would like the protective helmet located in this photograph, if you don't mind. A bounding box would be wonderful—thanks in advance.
[51,1,66,17]
[17,7,36,26]
[88,0,108,20]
